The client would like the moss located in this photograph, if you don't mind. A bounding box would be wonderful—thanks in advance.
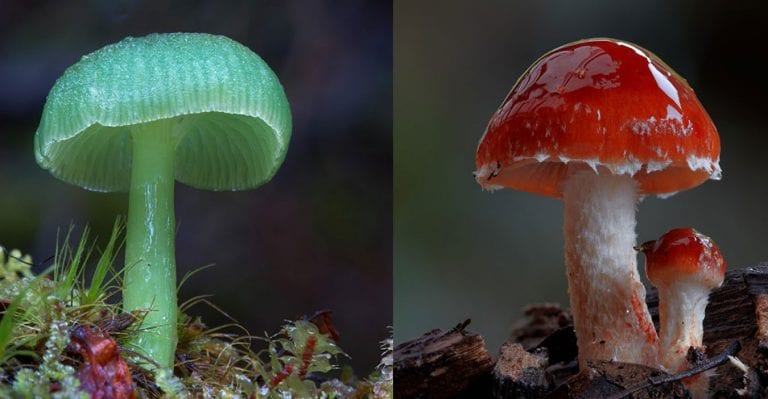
[0,227,392,398]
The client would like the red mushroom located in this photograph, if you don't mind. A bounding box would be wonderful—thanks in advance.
[475,39,720,367]
[638,228,725,373]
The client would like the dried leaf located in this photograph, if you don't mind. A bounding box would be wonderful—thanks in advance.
[70,325,135,399]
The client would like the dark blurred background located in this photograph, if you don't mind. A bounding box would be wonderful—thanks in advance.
[394,0,768,353]
[0,0,391,373]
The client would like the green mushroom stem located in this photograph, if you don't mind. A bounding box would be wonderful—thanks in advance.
[124,119,181,368]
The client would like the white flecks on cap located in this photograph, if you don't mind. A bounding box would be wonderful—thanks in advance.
[585,159,600,173]
[476,151,720,193]
[687,155,722,180]
[657,191,679,199]
[606,158,644,176]
[473,163,504,192]
[631,120,652,136]
[647,159,673,173]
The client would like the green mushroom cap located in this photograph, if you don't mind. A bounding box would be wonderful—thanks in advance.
[35,32,292,192]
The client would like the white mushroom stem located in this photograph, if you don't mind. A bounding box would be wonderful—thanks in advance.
[656,282,712,372]
[656,282,712,399]
[562,169,659,368]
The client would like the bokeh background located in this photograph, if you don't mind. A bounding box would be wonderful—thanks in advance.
[0,0,391,373]
[394,0,768,354]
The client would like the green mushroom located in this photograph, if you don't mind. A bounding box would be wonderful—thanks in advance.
[34,33,291,368]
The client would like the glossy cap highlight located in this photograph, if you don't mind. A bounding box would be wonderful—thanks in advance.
[475,38,720,198]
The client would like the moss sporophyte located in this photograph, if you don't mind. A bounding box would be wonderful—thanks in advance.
[34,33,292,369]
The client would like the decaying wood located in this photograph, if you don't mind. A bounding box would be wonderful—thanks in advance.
[396,265,768,398]
[508,304,573,352]
[549,360,689,399]
[394,319,494,398]
[495,306,688,398]
[492,342,551,398]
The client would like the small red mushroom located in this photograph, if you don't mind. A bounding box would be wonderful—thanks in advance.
[638,228,725,373]
[475,38,721,367]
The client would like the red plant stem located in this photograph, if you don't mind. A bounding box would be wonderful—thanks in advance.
[298,336,317,380]
[269,363,293,388]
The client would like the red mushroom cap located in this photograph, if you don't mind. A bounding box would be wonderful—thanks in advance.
[475,38,720,198]
[640,227,726,290]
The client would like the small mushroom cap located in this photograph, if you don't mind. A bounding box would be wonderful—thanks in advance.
[475,38,720,198]
[639,227,726,290]
[35,32,291,192]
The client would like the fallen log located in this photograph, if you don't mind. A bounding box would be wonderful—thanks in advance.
[395,265,768,398]
[394,319,494,398]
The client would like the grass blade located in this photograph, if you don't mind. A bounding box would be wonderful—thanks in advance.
[84,218,124,305]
